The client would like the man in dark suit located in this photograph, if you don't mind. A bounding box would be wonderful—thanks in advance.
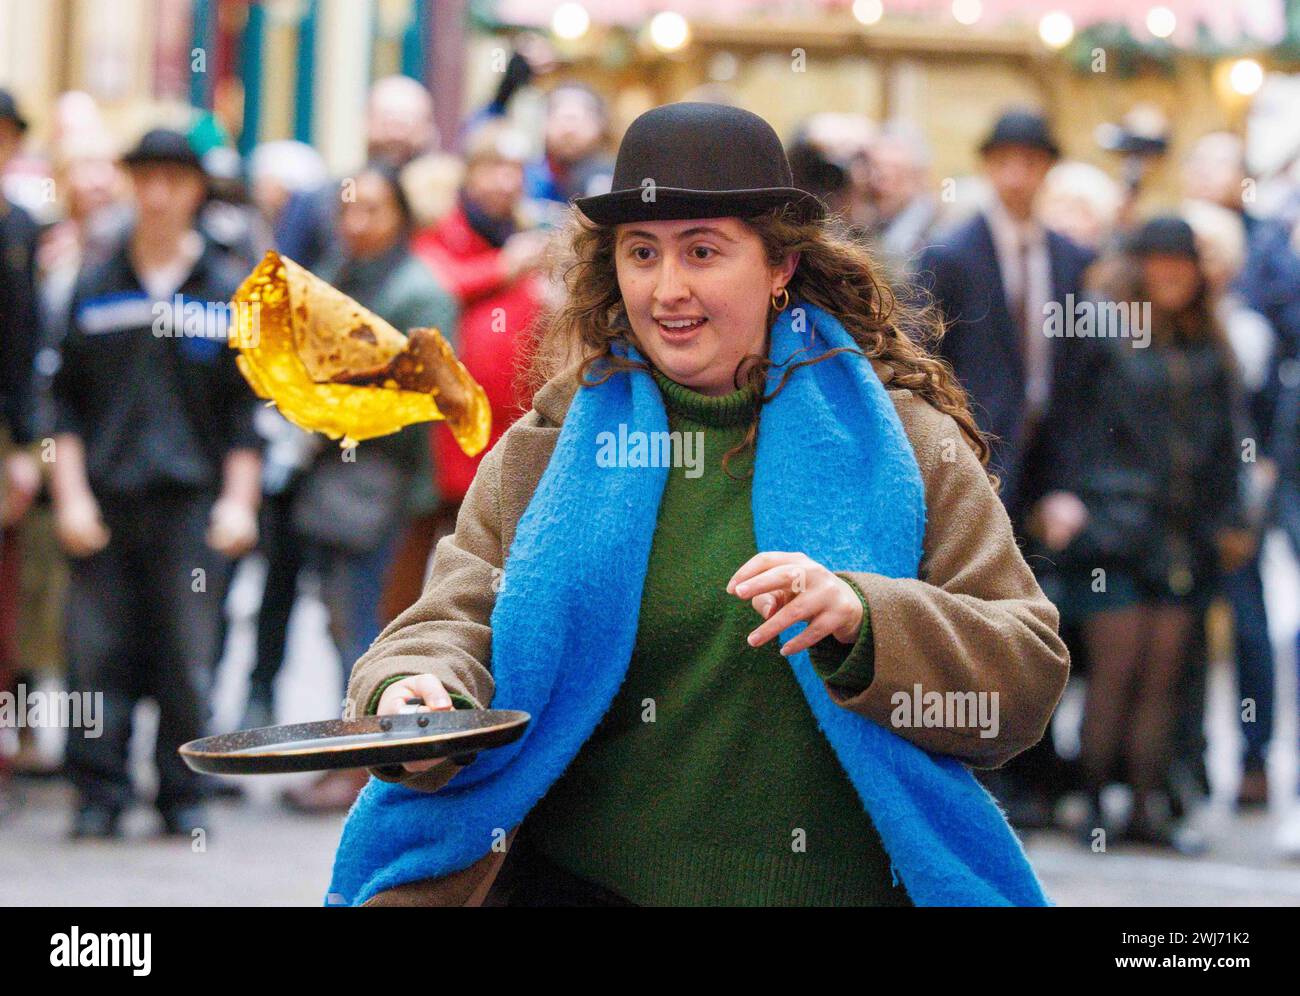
[918,110,1094,529]
[916,109,1094,828]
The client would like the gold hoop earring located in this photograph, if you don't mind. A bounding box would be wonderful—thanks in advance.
[771,287,790,312]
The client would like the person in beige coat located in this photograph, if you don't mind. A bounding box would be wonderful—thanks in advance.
[328,103,1069,907]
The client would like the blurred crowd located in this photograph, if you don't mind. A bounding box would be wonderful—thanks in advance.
[1,45,1299,860]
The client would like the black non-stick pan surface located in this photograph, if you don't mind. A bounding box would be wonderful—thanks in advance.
[179,709,530,775]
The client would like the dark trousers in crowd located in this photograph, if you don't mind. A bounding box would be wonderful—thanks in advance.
[63,489,226,813]
[0,526,20,782]
[1222,550,1276,771]
[247,486,308,698]
[320,531,401,693]
[1172,603,1211,808]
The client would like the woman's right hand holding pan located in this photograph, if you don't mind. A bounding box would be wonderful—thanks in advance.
[377,674,455,773]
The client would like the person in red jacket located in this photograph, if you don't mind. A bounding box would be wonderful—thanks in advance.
[412,121,549,530]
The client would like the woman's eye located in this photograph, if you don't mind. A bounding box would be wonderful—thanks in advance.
[630,246,654,261]
[690,246,716,260]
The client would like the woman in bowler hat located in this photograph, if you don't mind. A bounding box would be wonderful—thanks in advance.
[331,102,1070,907]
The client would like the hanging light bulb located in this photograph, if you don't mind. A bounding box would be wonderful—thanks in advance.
[952,0,982,26]
[853,0,884,26]
[1039,11,1074,49]
[552,3,590,41]
[649,11,691,52]
[1146,6,1176,40]
[1228,58,1264,96]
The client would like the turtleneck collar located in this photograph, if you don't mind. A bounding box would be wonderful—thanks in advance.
[649,364,760,428]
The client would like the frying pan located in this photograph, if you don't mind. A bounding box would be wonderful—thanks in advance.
[179,704,530,776]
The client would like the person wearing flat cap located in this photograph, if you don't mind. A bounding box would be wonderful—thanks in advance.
[329,102,1069,907]
[49,128,262,841]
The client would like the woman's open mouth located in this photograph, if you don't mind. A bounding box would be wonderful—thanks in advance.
[655,317,707,341]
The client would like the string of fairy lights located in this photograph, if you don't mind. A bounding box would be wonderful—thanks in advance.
[541,2,1269,96]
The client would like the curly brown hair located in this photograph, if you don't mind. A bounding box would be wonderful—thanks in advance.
[519,204,994,486]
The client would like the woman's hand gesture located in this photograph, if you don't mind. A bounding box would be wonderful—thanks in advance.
[726,551,863,657]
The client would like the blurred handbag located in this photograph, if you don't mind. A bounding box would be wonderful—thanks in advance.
[1063,465,1161,566]
[292,447,407,555]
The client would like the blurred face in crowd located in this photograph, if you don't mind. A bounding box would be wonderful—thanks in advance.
[464,157,523,222]
[339,171,405,259]
[252,174,291,225]
[545,89,604,166]
[1142,253,1202,314]
[366,77,435,167]
[869,137,925,221]
[0,119,22,173]
[982,143,1054,220]
[1182,133,1245,210]
[615,217,797,397]
[128,161,206,234]
[62,155,120,223]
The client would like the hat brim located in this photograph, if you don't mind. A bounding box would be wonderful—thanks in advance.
[572,186,826,226]
[978,137,1060,160]
[121,150,207,175]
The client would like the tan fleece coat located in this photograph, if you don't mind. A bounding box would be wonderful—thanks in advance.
[345,358,1070,906]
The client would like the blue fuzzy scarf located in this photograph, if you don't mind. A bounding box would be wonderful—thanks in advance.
[327,298,1051,907]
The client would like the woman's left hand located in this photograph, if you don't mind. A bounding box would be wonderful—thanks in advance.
[726,551,863,656]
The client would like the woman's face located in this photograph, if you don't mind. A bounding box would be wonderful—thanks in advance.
[464,159,523,222]
[340,172,405,259]
[1142,253,1202,313]
[614,216,797,396]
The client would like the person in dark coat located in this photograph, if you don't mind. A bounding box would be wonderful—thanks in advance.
[49,129,262,840]
[0,88,40,488]
[914,109,1093,827]
[0,88,42,820]
[1035,216,1249,850]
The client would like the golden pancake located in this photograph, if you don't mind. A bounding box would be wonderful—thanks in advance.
[228,250,490,453]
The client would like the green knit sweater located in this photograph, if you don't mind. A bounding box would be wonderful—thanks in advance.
[523,367,910,906]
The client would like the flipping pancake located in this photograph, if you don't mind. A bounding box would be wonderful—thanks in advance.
[229,250,490,453]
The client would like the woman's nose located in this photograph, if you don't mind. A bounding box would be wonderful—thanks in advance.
[654,259,689,305]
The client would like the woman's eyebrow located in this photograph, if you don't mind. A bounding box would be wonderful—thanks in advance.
[618,229,659,245]
[618,226,737,245]
[678,226,737,242]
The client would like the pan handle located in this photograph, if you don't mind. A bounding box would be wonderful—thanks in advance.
[402,697,477,767]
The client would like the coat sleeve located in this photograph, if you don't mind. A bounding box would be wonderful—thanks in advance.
[829,393,1071,769]
[50,291,87,439]
[345,422,504,792]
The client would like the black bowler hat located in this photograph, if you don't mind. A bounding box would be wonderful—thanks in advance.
[121,128,206,174]
[572,102,826,225]
[1128,215,1199,260]
[0,88,27,133]
[979,109,1060,160]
